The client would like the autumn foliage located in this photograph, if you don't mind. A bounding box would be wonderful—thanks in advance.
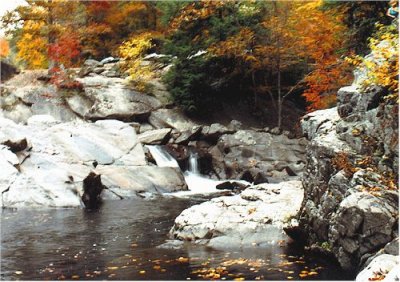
[0,38,9,58]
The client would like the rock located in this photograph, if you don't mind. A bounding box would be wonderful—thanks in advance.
[84,59,101,67]
[138,128,172,145]
[337,86,383,118]
[27,114,59,126]
[174,125,202,144]
[228,120,242,131]
[356,254,399,282]
[212,130,307,180]
[297,46,398,274]
[81,172,105,209]
[170,181,303,248]
[95,165,188,193]
[0,118,28,152]
[215,181,249,193]
[0,117,187,208]
[139,123,154,134]
[76,75,162,122]
[148,108,198,131]
[65,94,94,118]
[1,60,18,81]
[100,57,119,65]
[201,123,234,142]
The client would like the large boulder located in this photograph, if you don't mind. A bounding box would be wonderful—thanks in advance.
[74,75,162,122]
[170,180,303,248]
[138,128,171,145]
[148,108,198,131]
[95,165,187,194]
[210,130,307,180]
[295,81,398,272]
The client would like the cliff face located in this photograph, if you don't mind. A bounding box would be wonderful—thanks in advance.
[297,79,398,270]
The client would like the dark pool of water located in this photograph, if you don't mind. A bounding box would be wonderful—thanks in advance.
[1,198,354,280]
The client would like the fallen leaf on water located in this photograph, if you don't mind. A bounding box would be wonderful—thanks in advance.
[308,271,318,276]
[299,273,307,278]
[161,269,167,272]
[234,278,245,281]
[15,271,23,275]
[108,273,116,278]
[287,276,294,280]
[71,275,80,279]
[153,265,161,270]
[300,270,308,274]
[139,270,146,274]
[131,243,138,247]
[177,257,189,263]
[107,266,119,270]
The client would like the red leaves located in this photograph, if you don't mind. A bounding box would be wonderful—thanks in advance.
[48,34,81,67]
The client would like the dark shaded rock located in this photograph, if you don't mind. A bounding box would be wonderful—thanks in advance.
[1,61,18,81]
[174,125,202,144]
[2,138,28,153]
[81,172,105,209]
[337,86,383,119]
[216,181,249,194]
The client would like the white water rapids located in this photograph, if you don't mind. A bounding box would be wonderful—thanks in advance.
[146,145,250,196]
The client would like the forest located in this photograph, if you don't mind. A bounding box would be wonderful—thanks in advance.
[1,1,397,128]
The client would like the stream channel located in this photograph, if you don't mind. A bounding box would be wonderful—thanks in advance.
[1,147,354,280]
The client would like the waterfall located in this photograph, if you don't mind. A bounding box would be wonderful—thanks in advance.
[147,145,250,195]
[188,151,199,174]
[146,145,180,168]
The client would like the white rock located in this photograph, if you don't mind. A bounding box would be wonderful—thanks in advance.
[356,254,399,282]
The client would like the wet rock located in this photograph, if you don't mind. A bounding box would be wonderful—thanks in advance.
[138,128,171,145]
[215,181,249,193]
[81,172,105,209]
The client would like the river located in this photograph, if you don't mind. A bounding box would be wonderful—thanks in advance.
[1,197,354,280]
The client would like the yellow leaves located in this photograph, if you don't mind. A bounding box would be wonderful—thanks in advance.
[16,21,48,69]
[119,32,161,92]
[139,270,146,275]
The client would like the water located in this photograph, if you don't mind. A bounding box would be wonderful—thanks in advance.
[147,146,250,196]
[146,145,180,168]
[188,151,199,174]
[1,198,354,280]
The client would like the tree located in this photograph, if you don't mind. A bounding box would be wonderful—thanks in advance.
[0,38,10,58]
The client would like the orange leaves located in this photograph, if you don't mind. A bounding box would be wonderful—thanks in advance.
[208,28,255,61]
[291,1,352,111]
[0,38,9,58]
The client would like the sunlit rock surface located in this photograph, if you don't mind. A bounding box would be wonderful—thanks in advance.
[0,116,187,208]
[170,180,303,248]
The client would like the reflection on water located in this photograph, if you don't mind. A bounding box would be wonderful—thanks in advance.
[1,198,354,280]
